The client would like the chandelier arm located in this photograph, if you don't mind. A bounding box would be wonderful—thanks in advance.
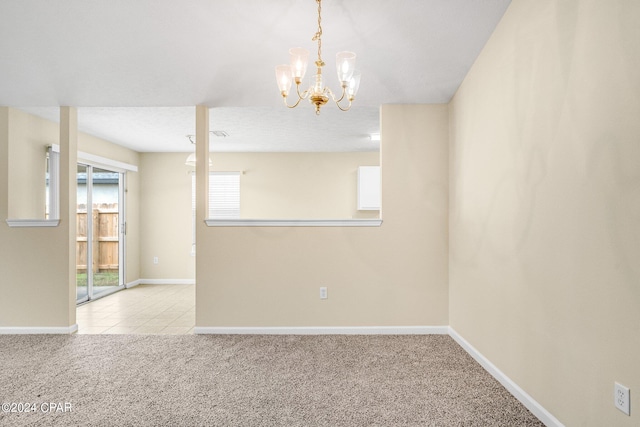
[328,85,347,104]
[283,82,311,109]
[334,98,353,112]
[283,96,304,109]
[328,86,352,111]
[296,81,311,100]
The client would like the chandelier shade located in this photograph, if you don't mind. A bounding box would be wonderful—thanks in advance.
[347,72,361,99]
[289,47,310,82]
[275,0,360,115]
[275,64,293,96]
[336,51,356,83]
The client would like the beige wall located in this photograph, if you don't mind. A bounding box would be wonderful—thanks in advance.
[6,108,59,219]
[0,107,75,328]
[139,151,380,280]
[196,105,449,327]
[0,108,141,328]
[3,109,142,220]
[213,152,380,219]
[78,132,139,166]
[139,153,194,280]
[449,1,640,426]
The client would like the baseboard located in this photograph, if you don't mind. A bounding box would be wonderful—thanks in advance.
[126,279,194,288]
[448,327,563,427]
[0,324,78,335]
[138,279,195,285]
[194,326,449,335]
[125,279,142,288]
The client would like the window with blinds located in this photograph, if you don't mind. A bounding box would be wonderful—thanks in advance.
[191,171,240,254]
[207,172,240,218]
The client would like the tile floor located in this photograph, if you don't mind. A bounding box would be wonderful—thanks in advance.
[76,283,195,334]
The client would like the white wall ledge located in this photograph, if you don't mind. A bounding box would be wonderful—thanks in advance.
[5,219,60,227]
[205,219,383,227]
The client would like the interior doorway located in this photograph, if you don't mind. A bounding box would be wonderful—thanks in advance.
[76,163,125,303]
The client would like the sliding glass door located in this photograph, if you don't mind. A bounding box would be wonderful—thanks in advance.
[76,164,125,303]
[76,164,89,302]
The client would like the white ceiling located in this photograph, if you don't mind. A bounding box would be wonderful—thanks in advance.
[20,106,382,152]
[0,0,511,152]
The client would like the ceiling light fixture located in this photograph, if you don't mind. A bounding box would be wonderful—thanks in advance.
[185,135,212,167]
[186,131,229,144]
[185,152,212,167]
[275,0,360,115]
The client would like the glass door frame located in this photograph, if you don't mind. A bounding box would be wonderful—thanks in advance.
[76,163,90,304]
[76,162,126,304]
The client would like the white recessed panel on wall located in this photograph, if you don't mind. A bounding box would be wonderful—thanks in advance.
[357,166,381,211]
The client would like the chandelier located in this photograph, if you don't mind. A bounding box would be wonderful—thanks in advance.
[275,0,360,115]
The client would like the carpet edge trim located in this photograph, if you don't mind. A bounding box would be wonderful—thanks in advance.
[0,324,78,334]
[448,327,564,427]
[194,326,449,335]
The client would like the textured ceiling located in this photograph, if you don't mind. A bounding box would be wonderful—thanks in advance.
[1,0,511,152]
[21,106,381,152]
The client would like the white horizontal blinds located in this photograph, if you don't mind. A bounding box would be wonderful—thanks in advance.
[192,171,241,220]
[190,171,240,255]
[209,172,240,219]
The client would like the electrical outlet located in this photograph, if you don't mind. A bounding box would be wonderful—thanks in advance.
[614,382,630,415]
[153,256,159,265]
[319,287,328,300]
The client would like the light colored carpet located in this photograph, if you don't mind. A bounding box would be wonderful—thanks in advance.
[0,335,543,426]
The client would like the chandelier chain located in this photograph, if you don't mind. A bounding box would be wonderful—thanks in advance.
[312,0,324,66]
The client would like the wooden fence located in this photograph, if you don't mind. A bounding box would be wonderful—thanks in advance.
[76,203,119,273]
